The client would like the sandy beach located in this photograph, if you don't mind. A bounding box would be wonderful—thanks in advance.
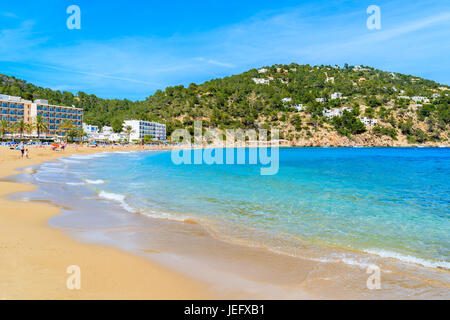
[0,145,216,299]
[1,145,449,300]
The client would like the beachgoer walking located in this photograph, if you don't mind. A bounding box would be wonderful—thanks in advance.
[19,142,24,158]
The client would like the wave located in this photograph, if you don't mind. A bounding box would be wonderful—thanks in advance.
[89,193,448,272]
[59,158,81,164]
[139,209,196,223]
[85,179,105,185]
[364,249,450,270]
[35,177,61,184]
[66,182,86,186]
[69,153,108,160]
[38,167,65,173]
[98,191,135,213]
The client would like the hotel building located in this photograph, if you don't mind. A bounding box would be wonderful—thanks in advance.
[0,94,83,138]
[0,94,32,125]
[35,99,83,137]
[123,120,167,141]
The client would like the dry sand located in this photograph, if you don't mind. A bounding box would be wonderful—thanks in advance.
[0,144,216,299]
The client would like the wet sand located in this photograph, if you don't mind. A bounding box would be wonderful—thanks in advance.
[1,145,449,299]
[0,145,216,299]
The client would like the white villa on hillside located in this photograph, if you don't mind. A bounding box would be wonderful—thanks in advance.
[411,96,430,103]
[281,97,292,103]
[323,107,352,118]
[359,117,378,127]
[294,104,305,111]
[331,92,343,100]
[258,68,268,73]
[252,78,270,84]
[315,97,327,103]
[353,65,369,71]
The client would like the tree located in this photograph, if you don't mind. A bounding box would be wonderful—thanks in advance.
[123,125,133,143]
[111,118,124,133]
[143,134,154,144]
[61,120,74,141]
[0,119,10,140]
[78,130,88,143]
[14,119,27,138]
[67,129,78,142]
[332,111,367,137]
[24,123,34,136]
[35,115,48,139]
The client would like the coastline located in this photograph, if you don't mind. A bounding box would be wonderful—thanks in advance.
[1,145,449,299]
[0,145,216,299]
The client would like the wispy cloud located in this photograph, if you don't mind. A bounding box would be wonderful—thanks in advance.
[0,20,46,60]
[196,57,235,68]
[362,11,450,43]
[0,12,18,19]
[0,1,448,99]
[36,63,163,86]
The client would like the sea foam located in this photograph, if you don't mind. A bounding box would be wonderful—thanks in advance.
[98,191,135,213]
[69,153,108,160]
[66,182,86,186]
[85,179,105,185]
[364,249,450,270]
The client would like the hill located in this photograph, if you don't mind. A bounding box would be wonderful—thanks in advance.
[1,63,449,146]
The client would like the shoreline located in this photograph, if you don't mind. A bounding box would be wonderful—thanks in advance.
[0,145,217,299]
[1,145,449,299]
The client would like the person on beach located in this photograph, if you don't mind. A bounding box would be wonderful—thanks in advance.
[18,142,24,158]
[24,148,29,159]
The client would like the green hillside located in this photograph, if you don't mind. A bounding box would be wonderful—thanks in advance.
[1,63,449,145]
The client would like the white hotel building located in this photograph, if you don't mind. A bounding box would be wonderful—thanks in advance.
[123,120,167,141]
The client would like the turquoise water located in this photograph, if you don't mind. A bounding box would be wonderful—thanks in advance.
[55,148,450,269]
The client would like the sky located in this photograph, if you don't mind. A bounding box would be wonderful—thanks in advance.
[0,0,449,100]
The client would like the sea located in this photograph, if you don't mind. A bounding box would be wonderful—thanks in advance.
[9,147,450,299]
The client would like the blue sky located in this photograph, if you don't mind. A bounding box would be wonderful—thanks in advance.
[0,0,449,100]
